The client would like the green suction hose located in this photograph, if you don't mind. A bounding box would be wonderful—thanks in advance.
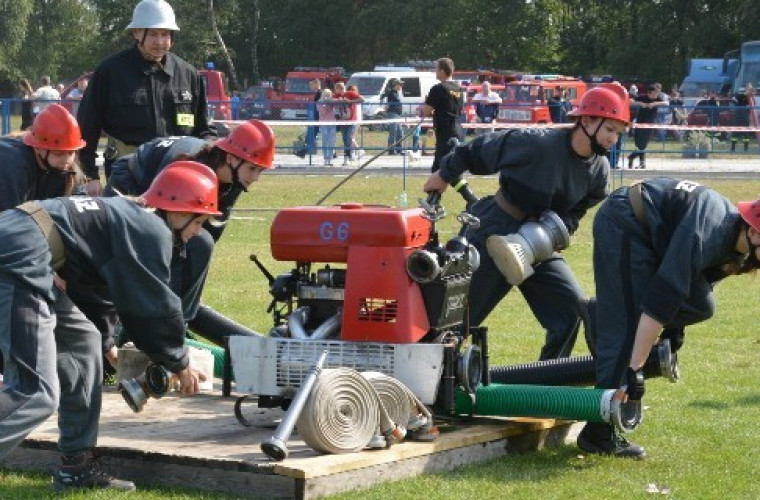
[455,383,642,433]
[185,338,225,378]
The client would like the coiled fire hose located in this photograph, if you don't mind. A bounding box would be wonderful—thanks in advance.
[361,372,433,447]
[454,383,642,433]
[295,369,429,454]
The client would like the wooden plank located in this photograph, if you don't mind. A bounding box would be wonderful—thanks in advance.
[1,386,581,499]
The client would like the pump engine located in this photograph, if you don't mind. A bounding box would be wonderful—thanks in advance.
[236,199,486,412]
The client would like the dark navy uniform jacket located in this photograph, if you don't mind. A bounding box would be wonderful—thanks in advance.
[603,177,742,325]
[438,128,609,234]
[0,138,70,211]
[106,136,242,241]
[0,197,189,372]
[77,46,216,179]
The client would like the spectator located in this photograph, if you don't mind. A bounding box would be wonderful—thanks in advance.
[306,78,322,154]
[77,0,216,194]
[627,84,668,169]
[628,83,638,97]
[32,75,61,116]
[317,89,336,166]
[548,88,567,124]
[382,78,404,154]
[0,161,218,492]
[669,90,687,142]
[472,81,502,132]
[333,81,364,164]
[421,57,464,172]
[231,90,241,120]
[731,83,753,152]
[66,77,89,116]
[17,78,35,131]
[577,178,760,459]
[423,83,630,360]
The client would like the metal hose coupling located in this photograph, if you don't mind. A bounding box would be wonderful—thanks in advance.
[261,350,328,461]
[601,389,643,433]
[643,339,679,382]
[486,210,570,286]
[118,363,173,413]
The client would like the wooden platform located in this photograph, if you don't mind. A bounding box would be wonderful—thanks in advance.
[1,385,580,499]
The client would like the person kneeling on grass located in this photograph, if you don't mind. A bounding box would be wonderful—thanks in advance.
[578,177,760,459]
[0,161,220,491]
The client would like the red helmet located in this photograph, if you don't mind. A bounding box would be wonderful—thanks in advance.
[23,104,86,151]
[568,83,630,124]
[143,161,222,215]
[214,120,275,169]
[738,200,760,233]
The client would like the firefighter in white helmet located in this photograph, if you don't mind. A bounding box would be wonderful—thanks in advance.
[77,0,216,195]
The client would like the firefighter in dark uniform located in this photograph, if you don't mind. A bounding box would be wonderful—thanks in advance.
[421,57,464,172]
[103,120,274,326]
[577,178,760,459]
[0,104,86,378]
[0,104,85,212]
[423,83,630,360]
[0,161,220,491]
[77,0,216,195]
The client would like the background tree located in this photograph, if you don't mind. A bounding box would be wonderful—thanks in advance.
[4,0,760,94]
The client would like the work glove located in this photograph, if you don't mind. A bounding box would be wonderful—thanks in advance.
[625,367,646,401]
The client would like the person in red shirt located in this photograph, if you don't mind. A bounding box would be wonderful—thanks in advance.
[333,82,364,165]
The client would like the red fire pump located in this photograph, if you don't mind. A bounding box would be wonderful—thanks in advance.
[245,197,486,413]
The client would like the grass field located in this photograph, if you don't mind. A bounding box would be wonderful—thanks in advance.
[2,173,760,499]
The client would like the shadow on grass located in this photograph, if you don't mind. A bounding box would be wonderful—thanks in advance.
[735,393,760,406]
[687,400,729,410]
[687,392,760,410]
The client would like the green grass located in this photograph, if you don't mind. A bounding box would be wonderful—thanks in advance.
[3,174,760,499]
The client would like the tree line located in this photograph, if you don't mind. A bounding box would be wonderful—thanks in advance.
[1,0,760,94]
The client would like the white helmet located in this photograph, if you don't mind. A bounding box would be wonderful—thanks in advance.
[126,0,180,31]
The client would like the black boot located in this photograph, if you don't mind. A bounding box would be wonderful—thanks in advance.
[53,451,136,492]
[577,422,646,459]
[627,154,634,170]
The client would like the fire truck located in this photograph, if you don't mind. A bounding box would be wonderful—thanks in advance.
[278,67,348,120]
[198,63,232,121]
[498,75,586,124]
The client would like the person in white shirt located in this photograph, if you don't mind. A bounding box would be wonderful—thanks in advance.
[32,75,61,116]
[471,81,502,133]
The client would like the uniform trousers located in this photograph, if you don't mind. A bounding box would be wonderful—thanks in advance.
[592,197,715,389]
[0,275,101,459]
[466,195,587,360]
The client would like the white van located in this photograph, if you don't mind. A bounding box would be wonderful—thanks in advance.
[347,69,438,119]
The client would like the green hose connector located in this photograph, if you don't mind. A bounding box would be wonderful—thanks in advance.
[455,383,642,433]
[185,338,225,378]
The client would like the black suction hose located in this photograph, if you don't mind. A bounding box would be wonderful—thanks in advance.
[489,340,679,386]
[187,303,263,347]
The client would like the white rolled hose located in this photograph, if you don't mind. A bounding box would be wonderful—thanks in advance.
[295,369,427,454]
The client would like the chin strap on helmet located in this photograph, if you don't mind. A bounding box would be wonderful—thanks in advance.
[580,119,610,156]
[225,157,248,193]
[156,208,196,259]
